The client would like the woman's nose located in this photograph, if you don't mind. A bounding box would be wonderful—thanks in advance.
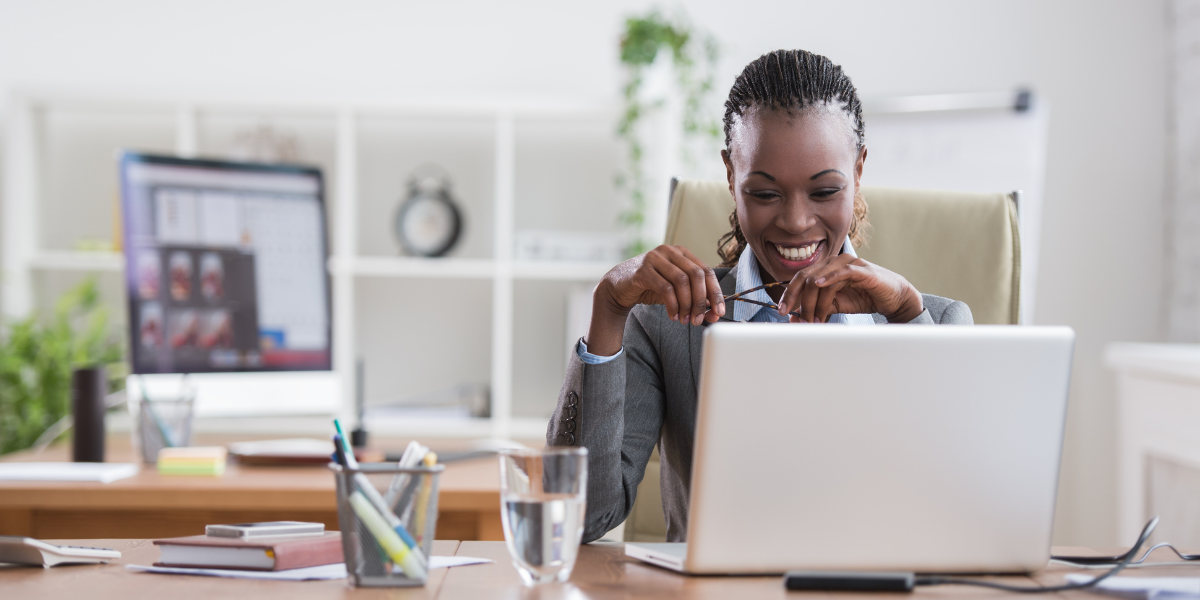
[775,196,817,234]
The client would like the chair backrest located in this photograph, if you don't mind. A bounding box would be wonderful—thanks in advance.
[624,180,1021,544]
[662,180,1022,325]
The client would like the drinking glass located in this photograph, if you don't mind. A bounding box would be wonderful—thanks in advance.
[498,447,588,585]
[129,388,195,463]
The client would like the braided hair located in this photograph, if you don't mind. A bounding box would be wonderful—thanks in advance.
[716,49,870,268]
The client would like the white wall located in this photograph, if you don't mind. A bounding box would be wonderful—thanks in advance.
[0,0,1169,545]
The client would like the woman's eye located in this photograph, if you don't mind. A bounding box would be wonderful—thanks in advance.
[811,188,843,200]
[749,191,780,201]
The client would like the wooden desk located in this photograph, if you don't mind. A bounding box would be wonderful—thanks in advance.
[1,539,460,599]
[2,540,1191,599]
[0,439,503,541]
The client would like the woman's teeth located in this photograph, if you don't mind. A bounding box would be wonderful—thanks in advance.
[775,242,819,261]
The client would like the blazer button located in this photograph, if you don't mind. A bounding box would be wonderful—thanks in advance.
[561,431,576,445]
[563,419,576,433]
[563,406,577,419]
[566,391,578,407]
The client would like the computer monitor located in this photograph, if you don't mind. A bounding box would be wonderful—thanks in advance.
[119,152,331,375]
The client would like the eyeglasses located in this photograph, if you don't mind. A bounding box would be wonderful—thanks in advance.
[714,281,802,322]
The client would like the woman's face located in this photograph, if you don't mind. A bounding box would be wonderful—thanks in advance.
[722,105,866,285]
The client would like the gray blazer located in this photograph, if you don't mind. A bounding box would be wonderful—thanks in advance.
[545,266,973,543]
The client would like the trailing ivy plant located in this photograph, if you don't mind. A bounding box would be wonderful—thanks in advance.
[0,279,126,455]
[616,9,720,256]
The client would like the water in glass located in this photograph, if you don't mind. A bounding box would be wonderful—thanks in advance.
[498,447,587,585]
[501,492,586,584]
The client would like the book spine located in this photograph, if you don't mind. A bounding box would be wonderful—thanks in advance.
[270,535,344,571]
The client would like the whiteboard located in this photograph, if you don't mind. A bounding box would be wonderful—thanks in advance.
[860,95,1049,325]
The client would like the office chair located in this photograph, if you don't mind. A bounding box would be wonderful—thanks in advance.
[620,179,1022,543]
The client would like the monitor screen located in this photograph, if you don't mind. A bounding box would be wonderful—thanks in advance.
[119,152,332,374]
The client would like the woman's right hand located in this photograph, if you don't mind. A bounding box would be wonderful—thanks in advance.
[586,245,725,356]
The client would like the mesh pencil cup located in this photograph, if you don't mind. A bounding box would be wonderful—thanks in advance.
[330,462,443,587]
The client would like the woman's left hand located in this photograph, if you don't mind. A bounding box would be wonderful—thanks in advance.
[776,255,924,323]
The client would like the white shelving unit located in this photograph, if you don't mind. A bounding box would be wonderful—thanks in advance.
[1,91,625,440]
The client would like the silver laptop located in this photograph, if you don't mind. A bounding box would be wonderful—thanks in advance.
[626,324,1074,574]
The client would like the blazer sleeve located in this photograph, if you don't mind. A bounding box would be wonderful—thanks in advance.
[870,294,975,324]
[546,308,665,543]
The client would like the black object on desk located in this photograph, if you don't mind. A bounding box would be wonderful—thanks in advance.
[785,571,915,592]
[71,366,107,463]
[350,359,369,448]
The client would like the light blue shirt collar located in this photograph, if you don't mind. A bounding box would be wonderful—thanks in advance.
[732,238,874,325]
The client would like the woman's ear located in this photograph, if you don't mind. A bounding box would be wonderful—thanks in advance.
[854,145,868,192]
[722,149,735,195]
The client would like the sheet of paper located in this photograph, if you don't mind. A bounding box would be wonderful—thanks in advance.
[1065,574,1200,599]
[0,463,138,484]
[128,563,347,581]
[429,556,493,568]
[126,557,493,581]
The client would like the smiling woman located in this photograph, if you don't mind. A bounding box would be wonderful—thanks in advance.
[546,49,973,544]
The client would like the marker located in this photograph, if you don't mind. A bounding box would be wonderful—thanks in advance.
[348,491,427,580]
[413,451,438,543]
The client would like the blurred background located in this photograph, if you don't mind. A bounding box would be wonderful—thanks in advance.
[0,0,1182,548]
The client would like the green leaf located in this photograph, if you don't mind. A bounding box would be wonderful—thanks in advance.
[616,8,721,256]
[0,278,126,455]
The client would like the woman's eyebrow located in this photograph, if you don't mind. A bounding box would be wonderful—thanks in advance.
[810,169,845,180]
[748,170,776,181]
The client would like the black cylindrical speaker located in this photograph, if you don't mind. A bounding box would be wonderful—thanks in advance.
[72,366,107,463]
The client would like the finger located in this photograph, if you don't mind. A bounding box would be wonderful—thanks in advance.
[807,262,855,323]
[705,266,725,322]
[813,259,870,288]
[813,279,848,323]
[666,248,710,325]
[648,252,693,323]
[778,254,854,317]
[817,263,877,311]
[641,254,681,321]
[676,247,725,321]
[778,272,804,317]
[798,275,822,323]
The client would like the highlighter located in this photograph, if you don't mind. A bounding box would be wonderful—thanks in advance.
[413,451,437,544]
[348,491,427,580]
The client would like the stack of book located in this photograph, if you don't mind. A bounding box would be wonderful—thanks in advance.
[157,446,227,476]
[154,532,342,571]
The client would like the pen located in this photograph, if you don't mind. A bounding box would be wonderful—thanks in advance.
[140,385,177,448]
[384,441,424,504]
[333,424,428,567]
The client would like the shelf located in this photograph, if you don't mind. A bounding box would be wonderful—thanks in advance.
[6,93,622,441]
[512,260,613,281]
[350,415,548,439]
[28,250,124,272]
[107,413,551,440]
[331,256,615,282]
[25,252,615,282]
[338,256,495,279]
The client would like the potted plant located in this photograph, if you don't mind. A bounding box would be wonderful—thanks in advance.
[616,9,721,256]
[0,279,126,454]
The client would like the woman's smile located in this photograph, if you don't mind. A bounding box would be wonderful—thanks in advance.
[771,239,825,271]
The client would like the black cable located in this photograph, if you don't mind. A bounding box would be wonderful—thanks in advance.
[915,516,1159,593]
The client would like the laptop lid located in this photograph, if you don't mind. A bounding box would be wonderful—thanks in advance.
[685,325,1074,574]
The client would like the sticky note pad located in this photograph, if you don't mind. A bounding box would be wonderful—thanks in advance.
[157,446,228,476]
